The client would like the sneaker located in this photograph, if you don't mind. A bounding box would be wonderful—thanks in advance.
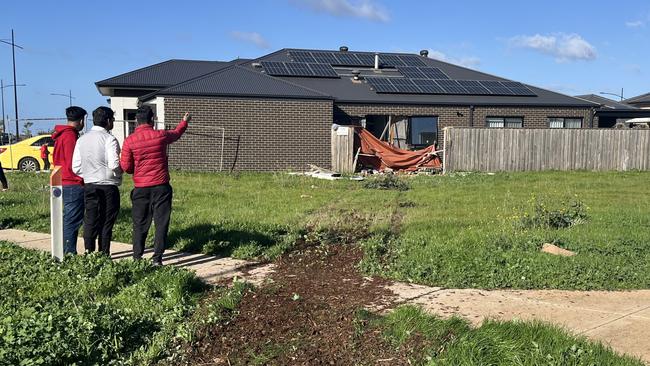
[152,261,163,267]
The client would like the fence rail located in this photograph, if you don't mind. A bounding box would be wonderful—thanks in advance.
[444,127,650,172]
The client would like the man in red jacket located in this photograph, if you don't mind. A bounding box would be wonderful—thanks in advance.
[120,105,189,265]
[52,106,87,255]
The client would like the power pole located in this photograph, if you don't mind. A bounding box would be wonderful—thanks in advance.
[1,30,24,139]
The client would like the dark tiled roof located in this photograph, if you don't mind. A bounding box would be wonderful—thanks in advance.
[107,48,599,107]
[624,93,650,105]
[247,49,597,107]
[575,94,639,110]
[96,59,243,88]
[155,65,331,100]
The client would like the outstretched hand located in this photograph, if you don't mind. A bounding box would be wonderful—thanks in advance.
[183,112,192,123]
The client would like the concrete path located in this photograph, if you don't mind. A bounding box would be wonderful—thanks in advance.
[1,229,648,363]
[388,282,650,364]
[0,229,274,286]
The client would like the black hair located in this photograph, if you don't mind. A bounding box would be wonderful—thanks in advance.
[92,107,114,128]
[66,106,87,122]
[136,105,154,124]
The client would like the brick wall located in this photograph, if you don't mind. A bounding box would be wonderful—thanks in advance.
[164,96,333,172]
[335,103,596,145]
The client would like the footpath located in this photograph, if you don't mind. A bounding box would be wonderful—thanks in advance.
[1,228,648,364]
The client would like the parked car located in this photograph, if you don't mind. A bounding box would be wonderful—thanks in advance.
[614,118,650,129]
[0,134,54,171]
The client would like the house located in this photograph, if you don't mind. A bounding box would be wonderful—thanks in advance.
[624,93,650,109]
[96,47,601,172]
[575,94,650,128]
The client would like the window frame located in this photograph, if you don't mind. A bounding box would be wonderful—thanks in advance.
[407,115,439,149]
[548,117,583,129]
[486,116,524,128]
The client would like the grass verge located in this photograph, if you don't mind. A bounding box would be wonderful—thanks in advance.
[361,305,644,365]
[0,241,207,365]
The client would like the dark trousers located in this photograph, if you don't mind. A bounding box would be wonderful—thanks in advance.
[63,185,85,254]
[0,161,7,189]
[83,184,120,254]
[131,183,172,263]
[42,158,50,170]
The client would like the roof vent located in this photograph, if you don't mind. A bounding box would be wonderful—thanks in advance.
[351,70,362,81]
[374,53,379,69]
[339,46,349,52]
[420,50,429,58]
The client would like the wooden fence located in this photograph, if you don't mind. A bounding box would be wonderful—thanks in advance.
[444,127,650,172]
[331,126,355,173]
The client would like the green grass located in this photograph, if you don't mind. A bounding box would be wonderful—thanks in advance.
[0,241,251,365]
[366,305,644,365]
[2,170,650,290]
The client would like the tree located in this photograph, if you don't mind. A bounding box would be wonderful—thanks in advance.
[22,121,33,138]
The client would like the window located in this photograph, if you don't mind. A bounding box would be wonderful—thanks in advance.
[409,116,438,148]
[549,117,582,129]
[487,117,523,128]
[30,137,54,147]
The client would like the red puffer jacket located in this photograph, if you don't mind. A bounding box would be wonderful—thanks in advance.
[120,120,188,188]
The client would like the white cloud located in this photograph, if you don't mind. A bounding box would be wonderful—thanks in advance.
[626,20,645,28]
[509,33,597,62]
[291,0,389,22]
[230,31,270,49]
[428,50,481,69]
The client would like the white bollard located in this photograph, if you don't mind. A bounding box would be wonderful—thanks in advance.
[50,166,64,260]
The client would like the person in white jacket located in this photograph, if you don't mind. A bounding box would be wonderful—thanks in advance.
[72,107,122,255]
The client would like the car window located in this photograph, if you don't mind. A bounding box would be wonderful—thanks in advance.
[30,137,53,147]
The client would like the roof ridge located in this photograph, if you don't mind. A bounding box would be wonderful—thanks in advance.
[624,92,650,103]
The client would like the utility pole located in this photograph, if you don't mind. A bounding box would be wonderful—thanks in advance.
[0,80,25,138]
[1,30,24,139]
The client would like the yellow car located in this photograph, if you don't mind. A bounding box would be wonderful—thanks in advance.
[0,134,53,171]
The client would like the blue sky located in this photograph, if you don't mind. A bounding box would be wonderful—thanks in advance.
[1,0,648,132]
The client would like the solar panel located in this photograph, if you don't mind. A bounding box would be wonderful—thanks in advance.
[378,54,405,67]
[308,63,339,77]
[336,52,363,66]
[479,80,515,95]
[312,51,340,64]
[261,61,291,76]
[288,51,316,63]
[366,77,398,93]
[285,62,313,76]
[500,81,536,96]
[412,79,445,94]
[398,66,427,78]
[390,78,421,93]
[436,79,469,94]
[456,80,491,95]
[354,53,376,66]
[399,55,427,67]
[418,67,450,79]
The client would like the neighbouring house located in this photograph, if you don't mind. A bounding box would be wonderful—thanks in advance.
[624,93,650,109]
[575,94,650,128]
[96,47,604,172]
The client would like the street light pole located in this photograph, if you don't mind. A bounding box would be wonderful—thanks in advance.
[600,88,624,101]
[50,91,75,106]
[0,80,25,138]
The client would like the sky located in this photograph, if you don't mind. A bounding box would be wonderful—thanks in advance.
[1,0,649,133]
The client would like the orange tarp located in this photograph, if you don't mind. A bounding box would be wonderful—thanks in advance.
[356,127,442,172]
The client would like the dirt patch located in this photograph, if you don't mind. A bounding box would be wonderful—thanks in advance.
[178,244,422,365]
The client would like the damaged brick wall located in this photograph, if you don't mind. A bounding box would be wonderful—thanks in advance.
[164,96,333,172]
[335,103,596,146]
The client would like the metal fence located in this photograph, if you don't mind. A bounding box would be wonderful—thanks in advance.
[443,127,650,172]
